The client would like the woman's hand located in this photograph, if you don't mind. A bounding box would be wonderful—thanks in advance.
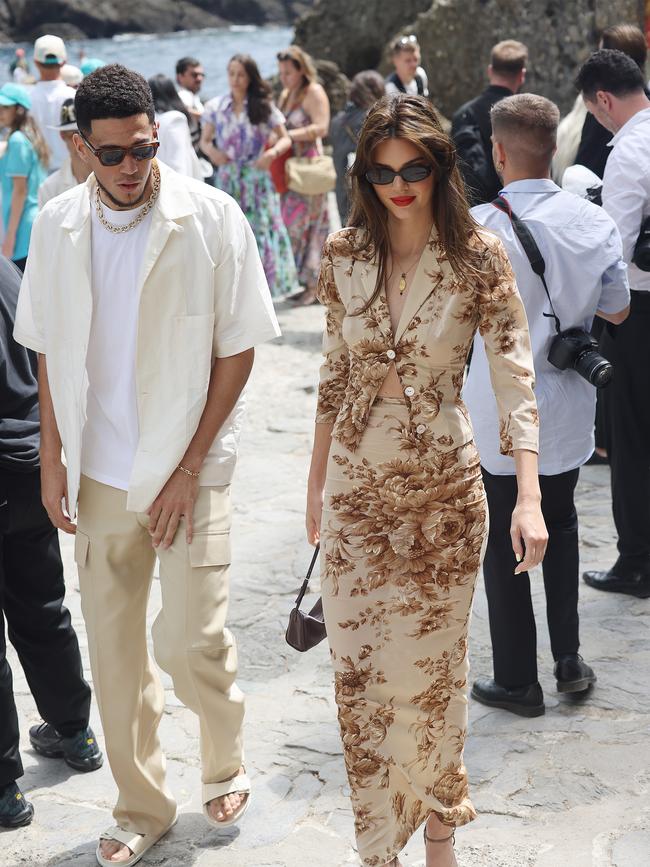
[210,148,231,167]
[254,150,274,172]
[306,483,324,546]
[510,497,548,574]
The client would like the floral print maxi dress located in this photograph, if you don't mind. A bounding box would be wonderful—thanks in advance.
[281,103,330,290]
[315,227,539,866]
[204,94,298,297]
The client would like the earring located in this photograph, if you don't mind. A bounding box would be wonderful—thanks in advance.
[496,161,505,172]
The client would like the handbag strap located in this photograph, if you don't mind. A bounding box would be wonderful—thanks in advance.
[294,544,320,608]
[491,195,562,334]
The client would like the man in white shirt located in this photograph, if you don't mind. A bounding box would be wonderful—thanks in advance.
[14,64,280,866]
[38,98,90,208]
[176,56,204,148]
[29,35,76,172]
[576,50,650,599]
[464,94,630,717]
[384,36,430,98]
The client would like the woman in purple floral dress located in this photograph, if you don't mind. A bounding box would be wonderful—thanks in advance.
[277,46,331,305]
[201,54,298,297]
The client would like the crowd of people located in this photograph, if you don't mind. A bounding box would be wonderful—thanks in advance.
[0,18,649,867]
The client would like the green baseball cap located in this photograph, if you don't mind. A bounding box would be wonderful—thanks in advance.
[0,83,31,110]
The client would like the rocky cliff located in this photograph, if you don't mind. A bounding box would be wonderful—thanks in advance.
[0,0,313,42]
[295,0,645,116]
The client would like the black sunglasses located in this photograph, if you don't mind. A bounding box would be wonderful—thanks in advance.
[80,132,160,167]
[365,164,432,185]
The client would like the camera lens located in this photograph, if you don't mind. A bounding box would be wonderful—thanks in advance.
[575,351,613,388]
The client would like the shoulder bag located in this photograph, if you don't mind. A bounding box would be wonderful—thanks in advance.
[285,544,327,652]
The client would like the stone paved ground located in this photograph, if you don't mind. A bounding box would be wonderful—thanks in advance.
[4,302,650,867]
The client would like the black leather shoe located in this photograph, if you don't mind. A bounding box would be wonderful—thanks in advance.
[0,782,34,828]
[471,677,545,717]
[554,654,597,693]
[29,722,103,772]
[582,567,650,598]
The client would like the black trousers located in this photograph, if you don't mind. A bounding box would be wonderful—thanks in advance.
[0,467,91,786]
[481,467,580,689]
[600,291,650,570]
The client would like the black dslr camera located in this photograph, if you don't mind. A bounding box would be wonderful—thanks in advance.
[547,328,613,388]
[633,216,650,271]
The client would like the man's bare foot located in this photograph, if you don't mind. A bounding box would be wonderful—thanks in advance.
[424,814,457,867]
[98,839,133,863]
[206,766,248,823]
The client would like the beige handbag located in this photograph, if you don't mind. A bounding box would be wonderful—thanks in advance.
[285,154,336,196]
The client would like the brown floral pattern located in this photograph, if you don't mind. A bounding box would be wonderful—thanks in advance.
[321,400,485,866]
[316,225,538,866]
[315,226,539,457]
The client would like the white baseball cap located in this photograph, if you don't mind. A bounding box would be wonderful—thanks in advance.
[34,34,67,65]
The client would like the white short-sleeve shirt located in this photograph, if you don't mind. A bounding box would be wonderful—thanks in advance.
[14,162,281,512]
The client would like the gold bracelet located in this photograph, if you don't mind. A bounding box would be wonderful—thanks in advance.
[177,464,200,478]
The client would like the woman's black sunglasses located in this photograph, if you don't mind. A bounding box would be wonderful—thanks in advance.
[80,132,160,167]
[365,164,433,185]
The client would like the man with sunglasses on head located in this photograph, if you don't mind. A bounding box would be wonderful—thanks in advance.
[14,64,280,866]
[384,35,430,98]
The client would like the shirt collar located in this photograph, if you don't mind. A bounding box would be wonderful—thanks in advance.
[499,178,561,195]
[60,159,196,233]
[609,106,650,147]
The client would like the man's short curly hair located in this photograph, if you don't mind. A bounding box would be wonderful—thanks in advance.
[75,63,155,135]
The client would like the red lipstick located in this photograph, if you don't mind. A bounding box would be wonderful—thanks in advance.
[390,196,416,207]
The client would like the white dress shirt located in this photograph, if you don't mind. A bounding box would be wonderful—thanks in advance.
[156,111,204,179]
[14,162,281,513]
[602,106,650,292]
[463,178,630,475]
[38,157,77,208]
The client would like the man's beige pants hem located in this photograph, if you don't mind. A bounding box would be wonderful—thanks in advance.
[75,475,244,837]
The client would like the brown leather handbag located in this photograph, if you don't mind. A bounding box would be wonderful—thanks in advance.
[285,544,327,652]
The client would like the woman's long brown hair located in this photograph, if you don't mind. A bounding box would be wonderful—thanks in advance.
[348,94,487,312]
[9,106,50,169]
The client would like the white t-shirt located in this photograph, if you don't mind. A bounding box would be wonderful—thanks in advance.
[29,79,76,171]
[81,199,154,490]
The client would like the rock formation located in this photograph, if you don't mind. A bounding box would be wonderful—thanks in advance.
[0,0,313,42]
[295,0,645,116]
[294,0,432,74]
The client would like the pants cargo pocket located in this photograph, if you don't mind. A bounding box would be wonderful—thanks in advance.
[188,531,231,568]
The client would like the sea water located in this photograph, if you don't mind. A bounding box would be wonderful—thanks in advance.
[0,25,294,100]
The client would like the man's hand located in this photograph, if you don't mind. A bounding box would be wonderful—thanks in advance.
[147,469,199,549]
[41,460,76,534]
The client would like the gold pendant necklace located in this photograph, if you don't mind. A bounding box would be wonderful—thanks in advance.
[399,273,408,294]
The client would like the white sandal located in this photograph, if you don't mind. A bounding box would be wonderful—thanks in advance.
[95,814,177,867]
[202,769,251,829]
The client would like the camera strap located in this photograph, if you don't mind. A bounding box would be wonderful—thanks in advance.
[491,195,562,334]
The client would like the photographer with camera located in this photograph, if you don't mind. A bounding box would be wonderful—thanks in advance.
[576,50,650,600]
[464,93,630,717]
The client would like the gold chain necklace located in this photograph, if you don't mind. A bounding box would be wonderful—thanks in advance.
[94,162,160,234]
[392,249,423,295]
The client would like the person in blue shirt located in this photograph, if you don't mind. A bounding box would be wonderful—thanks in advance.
[0,83,49,271]
[464,93,630,718]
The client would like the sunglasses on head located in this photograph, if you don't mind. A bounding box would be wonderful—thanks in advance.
[79,132,160,167]
[365,164,432,185]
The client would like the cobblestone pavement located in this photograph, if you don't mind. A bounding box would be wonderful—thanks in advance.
[4,302,649,867]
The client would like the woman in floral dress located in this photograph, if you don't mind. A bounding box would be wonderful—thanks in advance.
[305,95,548,867]
[201,54,297,298]
[277,46,331,305]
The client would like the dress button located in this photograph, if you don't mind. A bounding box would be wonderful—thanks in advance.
[404,386,415,397]
[386,349,396,360]
[416,424,426,434]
